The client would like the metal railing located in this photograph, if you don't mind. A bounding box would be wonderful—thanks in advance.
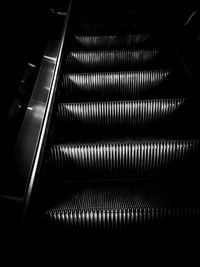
[10,0,72,225]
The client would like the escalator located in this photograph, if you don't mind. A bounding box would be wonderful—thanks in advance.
[9,1,200,239]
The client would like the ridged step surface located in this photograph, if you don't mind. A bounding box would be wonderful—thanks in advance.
[70,33,153,49]
[46,207,200,227]
[65,50,163,71]
[48,139,199,178]
[57,99,186,127]
[44,183,200,227]
[61,70,171,100]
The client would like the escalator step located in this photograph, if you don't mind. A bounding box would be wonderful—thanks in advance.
[65,49,162,71]
[45,207,200,227]
[57,99,186,127]
[70,33,153,49]
[44,183,200,227]
[48,139,199,178]
[61,70,171,100]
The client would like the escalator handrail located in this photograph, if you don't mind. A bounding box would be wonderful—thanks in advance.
[11,0,72,225]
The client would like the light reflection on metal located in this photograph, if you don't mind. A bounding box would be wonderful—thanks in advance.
[44,86,51,91]
[28,63,36,68]
[50,8,67,16]
[12,0,72,205]
[12,41,59,199]
[31,104,45,121]
[20,0,72,223]
[184,11,197,26]
[44,55,57,62]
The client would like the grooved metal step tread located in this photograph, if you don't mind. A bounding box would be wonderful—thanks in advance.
[70,33,154,49]
[61,70,171,100]
[65,49,165,71]
[56,98,187,127]
[44,183,200,227]
[48,139,199,179]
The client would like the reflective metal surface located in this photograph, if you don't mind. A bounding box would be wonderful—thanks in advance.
[12,1,72,220]
[12,41,59,198]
